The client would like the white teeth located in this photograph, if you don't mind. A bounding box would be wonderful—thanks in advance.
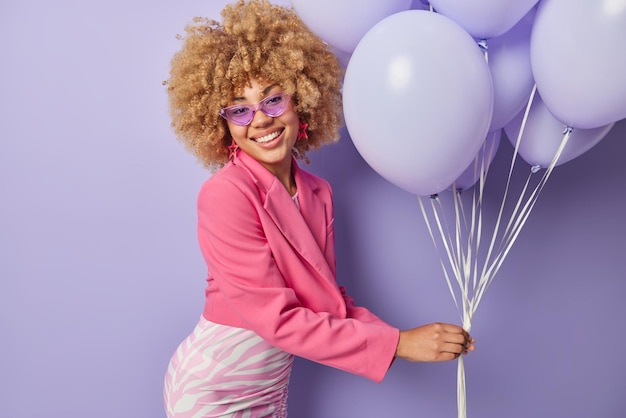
[254,131,280,143]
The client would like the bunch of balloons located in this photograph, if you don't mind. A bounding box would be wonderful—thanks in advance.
[291,0,626,196]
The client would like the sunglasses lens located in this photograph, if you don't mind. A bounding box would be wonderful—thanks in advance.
[219,93,290,126]
[221,107,254,126]
[260,93,289,117]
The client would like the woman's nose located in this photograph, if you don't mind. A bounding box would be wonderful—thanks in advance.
[250,108,273,127]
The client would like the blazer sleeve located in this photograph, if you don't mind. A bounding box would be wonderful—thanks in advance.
[198,177,399,383]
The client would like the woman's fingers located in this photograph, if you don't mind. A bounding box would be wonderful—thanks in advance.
[439,324,476,352]
[396,323,476,362]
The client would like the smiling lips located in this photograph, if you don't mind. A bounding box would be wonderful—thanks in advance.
[252,129,282,144]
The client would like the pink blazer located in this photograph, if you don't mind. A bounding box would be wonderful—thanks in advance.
[198,150,399,383]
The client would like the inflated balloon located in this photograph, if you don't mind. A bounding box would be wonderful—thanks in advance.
[343,10,493,196]
[290,0,412,53]
[428,0,539,39]
[451,130,502,191]
[486,7,535,131]
[531,0,626,129]
[504,92,614,168]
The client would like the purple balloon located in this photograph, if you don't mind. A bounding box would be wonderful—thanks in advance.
[428,0,539,39]
[290,0,412,53]
[451,129,502,191]
[504,92,614,168]
[486,7,535,131]
[343,10,493,196]
[531,0,626,128]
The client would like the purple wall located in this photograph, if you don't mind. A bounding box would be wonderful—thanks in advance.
[1,1,625,417]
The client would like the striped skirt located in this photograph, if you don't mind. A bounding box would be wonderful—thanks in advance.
[164,316,294,418]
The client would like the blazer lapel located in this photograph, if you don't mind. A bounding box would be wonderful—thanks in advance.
[263,180,334,279]
[233,152,335,282]
[293,162,328,256]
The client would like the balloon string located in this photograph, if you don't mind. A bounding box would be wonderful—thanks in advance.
[472,128,572,312]
[417,86,574,418]
[418,202,472,418]
[418,196,461,313]
[457,131,499,293]
[418,194,473,418]
[457,355,467,418]
[478,84,536,284]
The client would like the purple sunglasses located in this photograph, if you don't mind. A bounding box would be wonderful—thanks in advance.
[219,92,292,126]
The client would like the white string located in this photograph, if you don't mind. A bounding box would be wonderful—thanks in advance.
[418,197,462,313]
[418,85,573,417]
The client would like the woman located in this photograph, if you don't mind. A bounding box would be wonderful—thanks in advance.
[163,1,475,416]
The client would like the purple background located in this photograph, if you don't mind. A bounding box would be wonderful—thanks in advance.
[1,1,625,417]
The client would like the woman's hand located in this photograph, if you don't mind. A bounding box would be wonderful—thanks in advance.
[395,323,475,362]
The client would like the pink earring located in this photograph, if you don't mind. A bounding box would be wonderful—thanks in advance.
[297,120,308,142]
[228,138,239,161]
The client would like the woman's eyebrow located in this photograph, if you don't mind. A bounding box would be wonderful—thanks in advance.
[262,84,278,95]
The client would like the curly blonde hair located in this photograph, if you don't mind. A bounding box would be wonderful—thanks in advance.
[166,0,344,170]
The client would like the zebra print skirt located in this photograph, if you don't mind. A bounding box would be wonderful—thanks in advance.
[164,316,294,417]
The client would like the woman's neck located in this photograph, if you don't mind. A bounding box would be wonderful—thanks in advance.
[277,171,297,196]
[261,159,296,196]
